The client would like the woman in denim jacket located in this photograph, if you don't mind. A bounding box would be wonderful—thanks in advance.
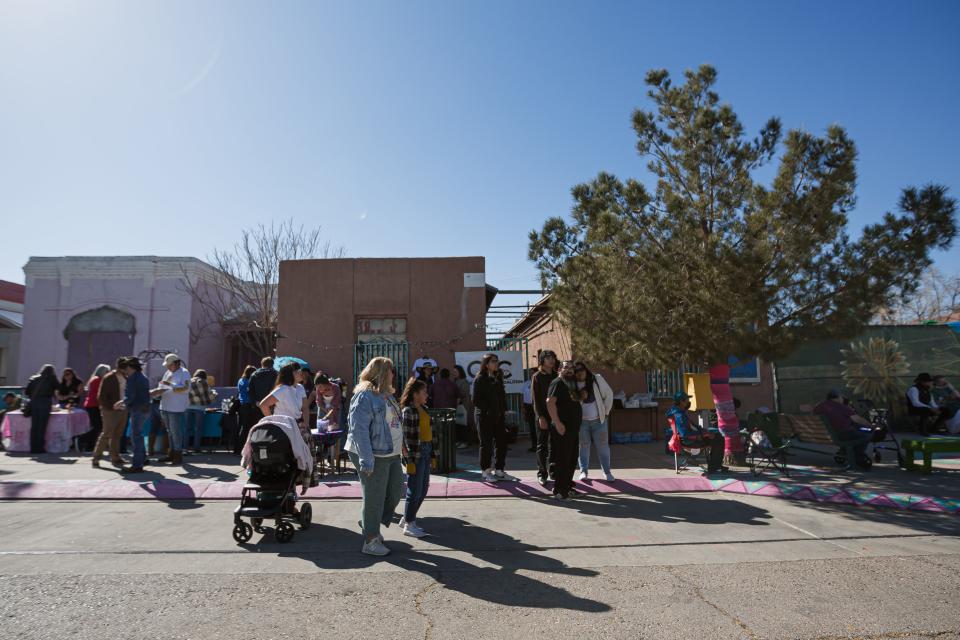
[344,357,404,557]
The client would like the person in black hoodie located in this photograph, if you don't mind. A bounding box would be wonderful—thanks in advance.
[531,350,558,486]
[472,353,515,482]
[25,364,58,454]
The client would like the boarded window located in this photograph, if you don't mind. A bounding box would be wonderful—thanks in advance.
[356,317,406,344]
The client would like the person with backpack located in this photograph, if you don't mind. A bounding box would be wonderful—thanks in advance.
[25,364,58,454]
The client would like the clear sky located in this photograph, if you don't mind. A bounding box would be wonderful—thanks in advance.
[2,0,958,334]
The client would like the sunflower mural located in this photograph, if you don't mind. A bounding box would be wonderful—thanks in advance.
[840,338,910,410]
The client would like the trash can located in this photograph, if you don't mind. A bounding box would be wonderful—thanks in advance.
[429,408,457,474]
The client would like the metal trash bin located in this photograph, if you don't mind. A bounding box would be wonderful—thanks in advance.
[429,408,457,474]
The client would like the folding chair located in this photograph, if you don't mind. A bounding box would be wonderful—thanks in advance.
[667,416,712,474]
[746,413,790,477]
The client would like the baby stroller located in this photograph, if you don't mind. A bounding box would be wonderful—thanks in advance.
[233,419,312,544]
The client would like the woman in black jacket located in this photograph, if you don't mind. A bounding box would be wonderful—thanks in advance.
[472,354,514,482]
[26,364,58,454]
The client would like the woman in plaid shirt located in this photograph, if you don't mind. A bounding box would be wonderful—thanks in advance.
[186,370,217,452]
[399,379,435,539]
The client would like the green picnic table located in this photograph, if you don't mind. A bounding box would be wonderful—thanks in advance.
[901,438,960,474]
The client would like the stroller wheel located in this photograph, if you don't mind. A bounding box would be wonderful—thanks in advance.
[232,522,253,544]
[276,521,295,543]
[833,454,846,464]
[252,518,264,534]
[298,503,312,530]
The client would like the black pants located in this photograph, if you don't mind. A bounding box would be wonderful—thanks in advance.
[551,424,579,496]
[909,408,945,435]
[536,419,553,481]
[477,412,508,471]
[524,404,537,450]
[685,434,725,471]
[236,404,258,454]
[30,396,53,454]
[81,407,103,451]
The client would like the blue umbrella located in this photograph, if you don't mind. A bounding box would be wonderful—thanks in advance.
[274,356,310,371]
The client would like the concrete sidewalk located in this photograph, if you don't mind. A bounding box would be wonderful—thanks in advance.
[2,436,959,515]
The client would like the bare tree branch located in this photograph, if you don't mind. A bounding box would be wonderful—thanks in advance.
[179,219,345,356]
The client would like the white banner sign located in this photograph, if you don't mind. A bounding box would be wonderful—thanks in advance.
[455,350,525,393]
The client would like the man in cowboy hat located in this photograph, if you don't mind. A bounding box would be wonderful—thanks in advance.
[907,373,945,436]
[155,353,191,464]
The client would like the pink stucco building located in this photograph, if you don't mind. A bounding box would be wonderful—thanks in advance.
[18,257,229,385]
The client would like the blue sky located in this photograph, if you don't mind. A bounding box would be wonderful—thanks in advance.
[1,1,958,333]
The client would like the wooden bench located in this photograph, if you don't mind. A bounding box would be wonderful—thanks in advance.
[901,438,960,474]
[779,413,862,467]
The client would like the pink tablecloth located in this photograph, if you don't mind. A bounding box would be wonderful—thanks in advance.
[1,410,91,453]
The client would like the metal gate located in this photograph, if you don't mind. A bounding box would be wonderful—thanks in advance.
[353,341,409,386]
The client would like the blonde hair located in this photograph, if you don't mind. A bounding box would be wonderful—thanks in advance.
[355,357,395,395]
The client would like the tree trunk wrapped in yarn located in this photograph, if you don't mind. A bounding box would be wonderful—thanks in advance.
[709,363,743,465]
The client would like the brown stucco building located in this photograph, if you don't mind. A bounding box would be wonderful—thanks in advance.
[504,295,777,415]
[276,257,495,382]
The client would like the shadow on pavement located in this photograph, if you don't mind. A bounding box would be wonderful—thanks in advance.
[176,462,239,482]
[557,492,774,526]
[4,452,80,465]
[269,517,611,612]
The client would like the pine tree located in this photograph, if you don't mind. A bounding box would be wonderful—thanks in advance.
[529,65,957,460]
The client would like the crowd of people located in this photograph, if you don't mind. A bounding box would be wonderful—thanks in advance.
[8,349,960,558]
[13,355,223,473]
[341,350,620,556]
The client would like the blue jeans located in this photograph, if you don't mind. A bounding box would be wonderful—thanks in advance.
[129,409,148,469]
[578,418,612,476]
[185,408,205,450]
[404,442,432,522]
[161,411,185,452]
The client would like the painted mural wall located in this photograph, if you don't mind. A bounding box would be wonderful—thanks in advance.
[774,325,960,414]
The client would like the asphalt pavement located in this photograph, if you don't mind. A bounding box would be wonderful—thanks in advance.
[1,490,958,640]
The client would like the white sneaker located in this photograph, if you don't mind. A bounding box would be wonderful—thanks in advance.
[403,521,428,538]
[604,473,616,482]
[494,470,518,482]
[577,471,588,481]
[361,539,390,556]
[481,469,500,482]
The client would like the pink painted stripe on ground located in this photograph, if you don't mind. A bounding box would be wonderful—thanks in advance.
[1,476,955,514]
[0,475,714,501]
